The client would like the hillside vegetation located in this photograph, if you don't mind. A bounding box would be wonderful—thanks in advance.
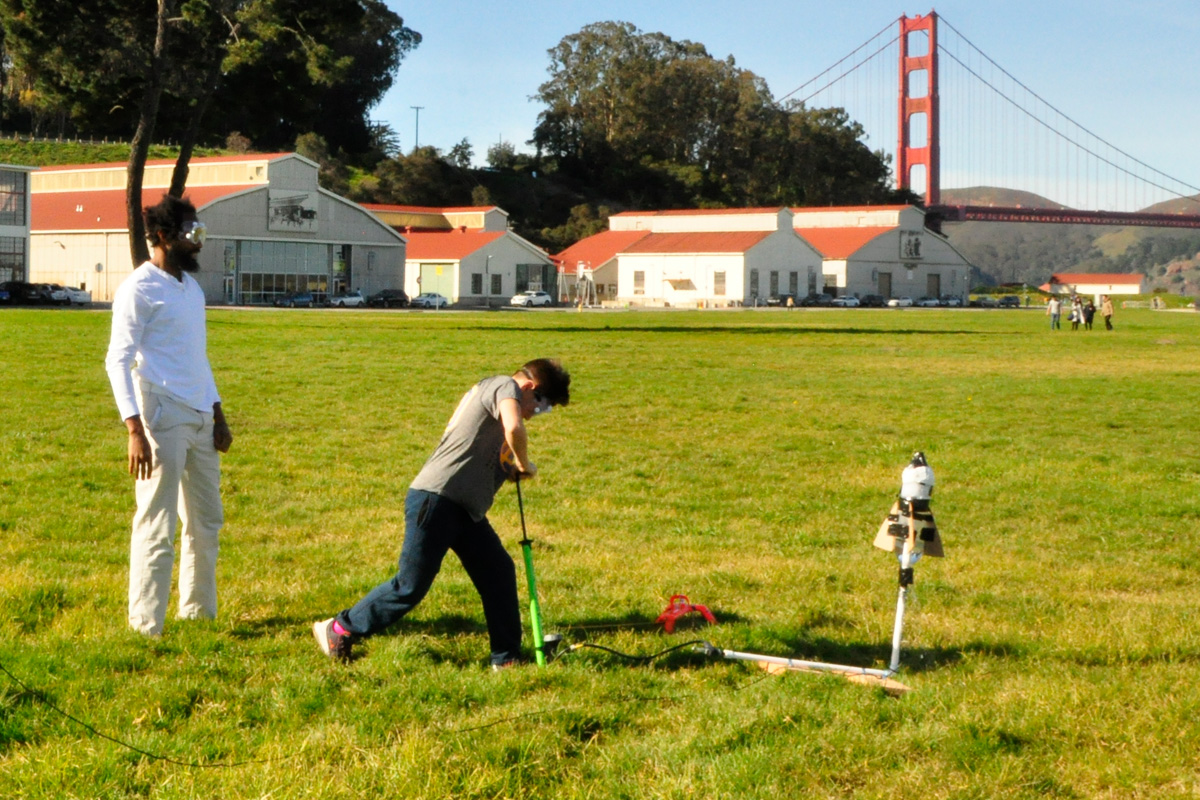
[941,187,1200,295]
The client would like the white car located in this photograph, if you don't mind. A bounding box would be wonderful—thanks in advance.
[411,292,450,309]
[916,296,941,307]
[887,296,914,308]
[63,286,92,305]
[831,295,860,307]
[329,290,366,308]
[510,290,553,307]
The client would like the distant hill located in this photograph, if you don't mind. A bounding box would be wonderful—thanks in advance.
[940,187,1066,210]
[937,186,1200,297]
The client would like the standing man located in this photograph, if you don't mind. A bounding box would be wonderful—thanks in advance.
[1046,296,1062,330]
[1101,295,1115,330]
[105,195,232,636]
[313,359,571,668]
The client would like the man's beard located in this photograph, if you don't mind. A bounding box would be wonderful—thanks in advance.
[166,245,200,273]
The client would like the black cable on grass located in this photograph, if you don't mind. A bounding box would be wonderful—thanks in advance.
[0,658,289,768]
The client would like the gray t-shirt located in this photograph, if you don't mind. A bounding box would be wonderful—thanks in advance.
[410,375,521,521]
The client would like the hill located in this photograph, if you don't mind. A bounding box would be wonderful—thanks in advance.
[938,186,1200,296]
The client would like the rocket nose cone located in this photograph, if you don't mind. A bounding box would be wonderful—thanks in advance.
[910,451,928,467]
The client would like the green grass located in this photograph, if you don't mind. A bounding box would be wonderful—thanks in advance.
[2,305,1199,798]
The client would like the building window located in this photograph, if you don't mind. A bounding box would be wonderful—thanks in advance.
[633,270,645,295]
[0,235,25,282]
[789,271,799,296]
[491,273,502,294]
[0,171,27,227]
[769,270,779,297]
[234,240,331,304]
[713,271,726,296]
[749,270,759,298]
[471,273,483,294]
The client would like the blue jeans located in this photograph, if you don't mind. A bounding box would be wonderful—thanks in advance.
[337,489,522,665]
[1050,313,1060,330]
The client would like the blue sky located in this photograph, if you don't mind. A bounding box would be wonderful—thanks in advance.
[377,1,1200,198]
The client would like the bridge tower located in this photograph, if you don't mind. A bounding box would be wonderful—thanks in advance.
[897,11,940,205]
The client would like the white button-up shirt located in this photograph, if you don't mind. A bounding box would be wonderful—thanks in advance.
[105,262,221,421]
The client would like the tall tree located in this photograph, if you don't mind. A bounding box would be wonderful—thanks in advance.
[532,21,901,210]
[0,0,420,263]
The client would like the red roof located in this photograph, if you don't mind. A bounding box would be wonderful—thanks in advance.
[404,230,504,260]
[553,229,651,270]
[36,153,294,172]
[361,203,496,214]
[621,231,772,254]
[33,185,260,231]
[798,226,892,258]
[610,207,784,217]
[1049,273,1143,285]
[790,204,910,215]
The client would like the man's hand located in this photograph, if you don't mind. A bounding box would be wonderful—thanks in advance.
[213,403,233,453]
[125,416,152,479]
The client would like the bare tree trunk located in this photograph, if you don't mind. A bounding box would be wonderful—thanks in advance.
[126,0,173,266]
[169,60,222,198]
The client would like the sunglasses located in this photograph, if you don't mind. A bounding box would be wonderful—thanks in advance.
[179,221,207,246]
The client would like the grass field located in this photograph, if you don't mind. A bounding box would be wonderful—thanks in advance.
[2,305,1199,799]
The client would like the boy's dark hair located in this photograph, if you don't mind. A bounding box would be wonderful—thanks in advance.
[144,194,196,244]
[521,358,570,407]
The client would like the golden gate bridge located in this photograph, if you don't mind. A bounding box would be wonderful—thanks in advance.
[781,10,1200,231]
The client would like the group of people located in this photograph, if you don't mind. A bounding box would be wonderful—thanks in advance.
[1046,294,1114,331]
[105,195,571,669]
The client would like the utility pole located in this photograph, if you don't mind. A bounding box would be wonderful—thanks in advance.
[411,106,424,150]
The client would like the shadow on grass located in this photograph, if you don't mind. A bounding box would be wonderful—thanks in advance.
[758,634,1029,674]
[444,325,1019,337]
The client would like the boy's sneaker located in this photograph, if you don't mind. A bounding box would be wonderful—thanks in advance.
[313,618,353,662]
[491,656,528,672]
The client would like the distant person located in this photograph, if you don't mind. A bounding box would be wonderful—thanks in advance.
[313,359,571,668]
[1070,297,1083,331]
[1084,300,1096,330]
[105,195,233,636]
[1101,295,1115,330]
[1046,296,1062,330]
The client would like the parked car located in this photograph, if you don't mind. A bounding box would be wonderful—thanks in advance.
[44,284,72,305]
[799,293,834,307]
[510,290,553,307]
[887,296,914,307]
[939,296,963,307]
[859,294,887,308]
[274,292,314,308]
[63,286,92,305]
[971,295,999,308]
[329,290,366,308]
[0,287,8,304]
[411,292,450,309]
[831,295,860,307]
[0,281,33,304]
[916,296,941,307]
[998,295,1021,307]
[366,289,409,308]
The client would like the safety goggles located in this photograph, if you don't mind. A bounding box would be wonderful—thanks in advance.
[179,221,207,246]
[532,390,552,415]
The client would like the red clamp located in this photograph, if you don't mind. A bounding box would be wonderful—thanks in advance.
[655,595,717,633]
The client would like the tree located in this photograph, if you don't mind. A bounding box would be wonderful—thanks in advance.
[0,0,420,263]
[448,138,474,169]
[487,140,518,170]
[532,21,900,210]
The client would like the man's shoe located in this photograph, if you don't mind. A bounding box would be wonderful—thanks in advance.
[313,618,352,662]
[491,656,528,672]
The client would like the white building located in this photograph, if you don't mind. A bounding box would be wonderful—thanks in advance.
[792,205,972,301]
[361,204,554,306]
[30,153,406,304]
[1040,273,1144,302]
[606,208,824,307]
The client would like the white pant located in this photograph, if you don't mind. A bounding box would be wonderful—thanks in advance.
[129,385,224,635]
